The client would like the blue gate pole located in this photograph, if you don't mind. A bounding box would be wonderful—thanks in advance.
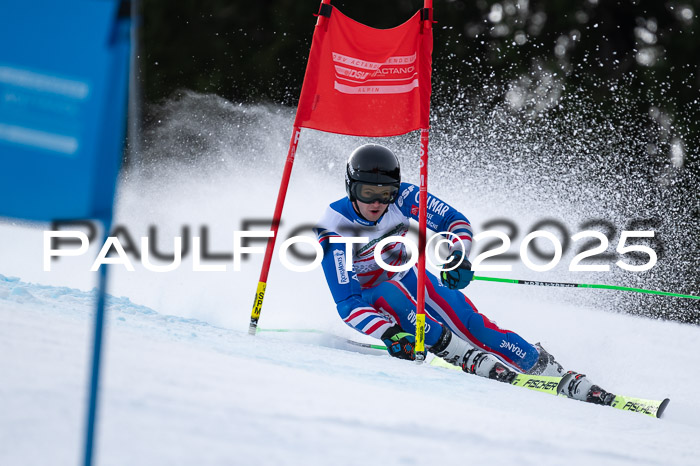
[82,220,112,466]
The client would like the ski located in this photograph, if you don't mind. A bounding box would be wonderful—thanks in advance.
[513,373,670,418]
[556,371,671,418]
[609,394,671,418]
[429,357,670,418]
[431,357,562,395]
[261,329,671,418]
[510,373,561,395]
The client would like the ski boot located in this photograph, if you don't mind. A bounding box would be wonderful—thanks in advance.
[527,343,565,377]
[558,371,616,405]
[429,326,517,383]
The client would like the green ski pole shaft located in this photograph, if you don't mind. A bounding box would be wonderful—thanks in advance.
[473,276,700,300]
[256,327,388,350]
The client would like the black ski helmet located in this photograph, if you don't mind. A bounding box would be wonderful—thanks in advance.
[345,144,401,203]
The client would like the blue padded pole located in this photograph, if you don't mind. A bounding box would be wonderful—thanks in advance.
[82,221,111,466]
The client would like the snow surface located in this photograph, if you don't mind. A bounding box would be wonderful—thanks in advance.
[2,273,700,466]
[2,98,699,465]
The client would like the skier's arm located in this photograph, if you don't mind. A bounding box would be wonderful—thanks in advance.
[396,182,474,257]
[315,228,395,339]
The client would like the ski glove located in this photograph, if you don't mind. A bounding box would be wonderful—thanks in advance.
[381,325,415,361]
[440,250,474,290]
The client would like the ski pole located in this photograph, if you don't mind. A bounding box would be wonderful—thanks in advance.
[473,275,700,300]
[256,327,387,350]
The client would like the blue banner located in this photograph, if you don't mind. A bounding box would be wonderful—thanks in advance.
[0,0,130,222]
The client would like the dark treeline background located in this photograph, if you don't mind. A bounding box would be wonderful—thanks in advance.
[137,0,699,321]
[140,0,699,175]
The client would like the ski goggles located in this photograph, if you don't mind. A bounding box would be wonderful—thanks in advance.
[352,182,399,204]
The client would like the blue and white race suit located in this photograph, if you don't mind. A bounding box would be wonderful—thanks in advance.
[315,182,539,371]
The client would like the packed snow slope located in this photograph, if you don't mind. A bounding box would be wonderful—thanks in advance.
[1,95,699,465]
[1,273,700,466]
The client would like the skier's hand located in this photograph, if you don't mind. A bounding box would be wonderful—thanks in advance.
[381,325,415,361]
[440,250,474,290]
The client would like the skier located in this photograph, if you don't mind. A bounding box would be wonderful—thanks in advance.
[315,143,613,405]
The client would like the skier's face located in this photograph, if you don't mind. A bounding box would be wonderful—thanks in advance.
[355,199,388,222]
